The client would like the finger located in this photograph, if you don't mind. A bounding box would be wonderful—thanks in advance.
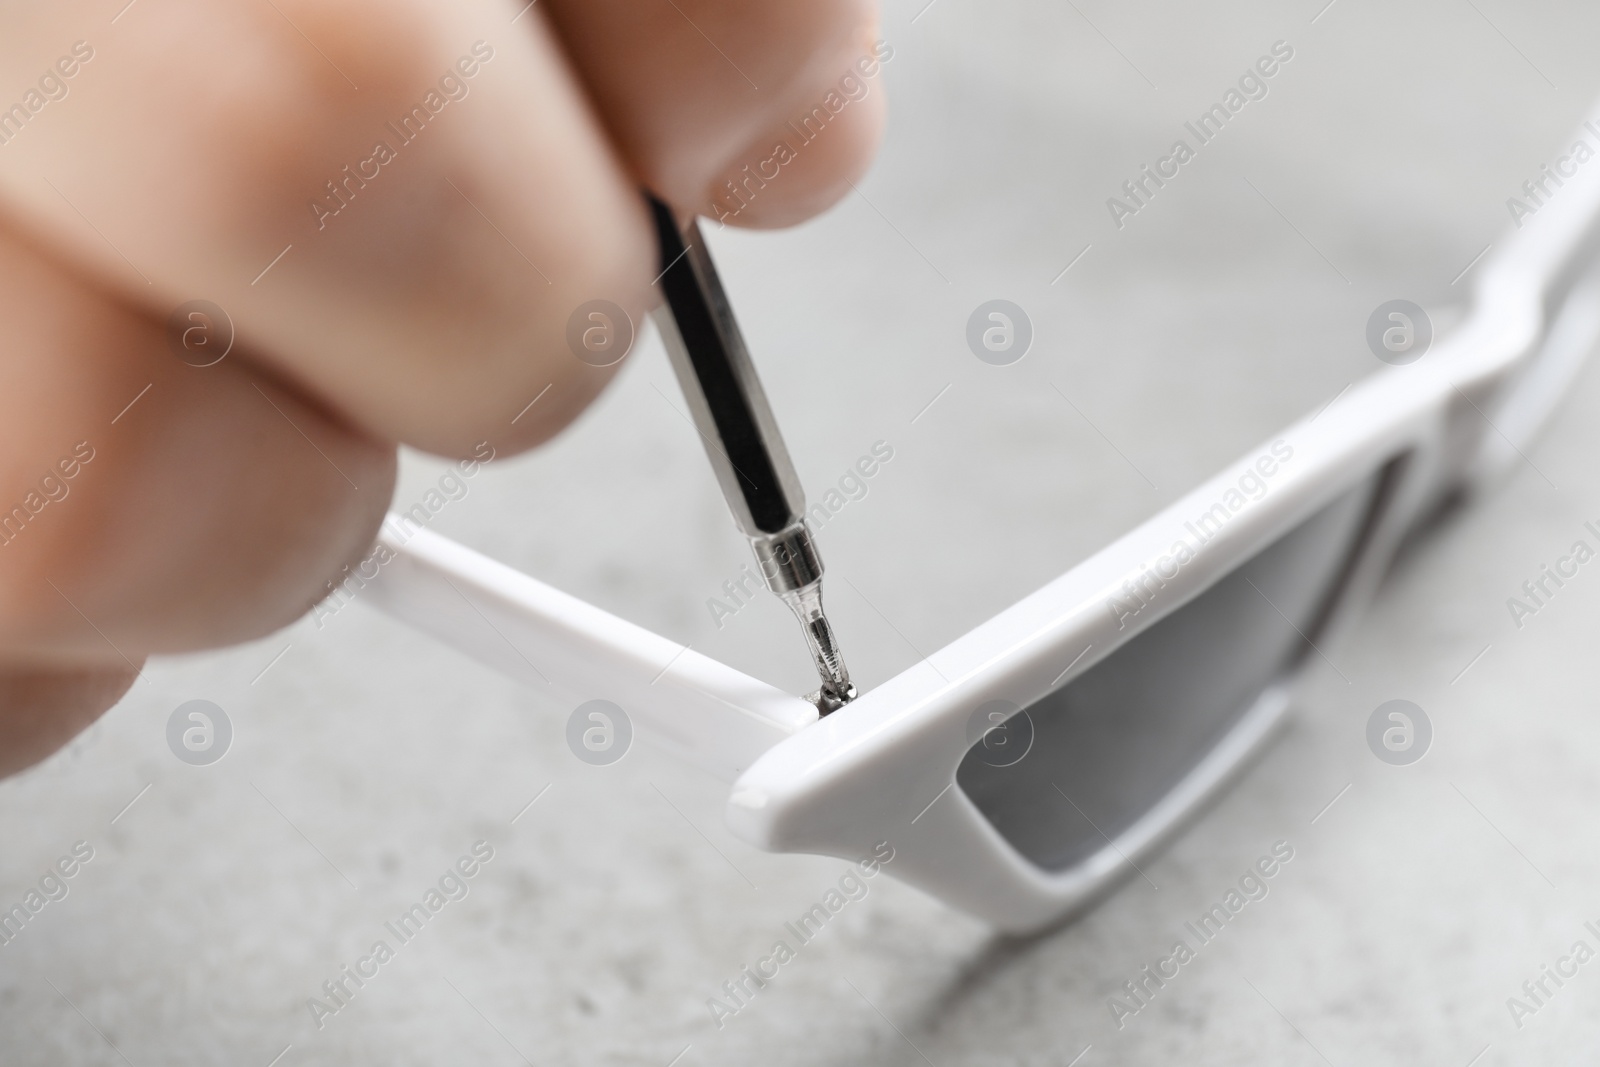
[0,0,883,463]
[0,0,652,457]
[541,0,889,227]
[0,661,138,778]
[0,216,395,663]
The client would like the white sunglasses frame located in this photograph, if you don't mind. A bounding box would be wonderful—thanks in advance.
[365,107,1600,933]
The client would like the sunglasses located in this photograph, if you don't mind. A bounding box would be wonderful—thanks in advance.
[366,106,1600,934]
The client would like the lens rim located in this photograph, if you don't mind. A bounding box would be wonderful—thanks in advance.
[953,456,1406,873]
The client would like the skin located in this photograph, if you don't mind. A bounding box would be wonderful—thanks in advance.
[0,0,885,776]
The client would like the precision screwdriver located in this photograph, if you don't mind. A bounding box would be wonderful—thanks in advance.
[646,194,856,714]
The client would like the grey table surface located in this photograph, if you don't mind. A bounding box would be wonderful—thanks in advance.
[7,1,1600,1064]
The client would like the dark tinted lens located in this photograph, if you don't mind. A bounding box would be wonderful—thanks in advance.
[957,469,1387,872]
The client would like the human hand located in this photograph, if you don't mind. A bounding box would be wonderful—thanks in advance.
[0,0,886,775]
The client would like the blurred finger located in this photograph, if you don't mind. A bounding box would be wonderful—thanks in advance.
[0,216,395,663]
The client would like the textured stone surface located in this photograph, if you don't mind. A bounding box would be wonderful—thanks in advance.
[5,1,1600,1064]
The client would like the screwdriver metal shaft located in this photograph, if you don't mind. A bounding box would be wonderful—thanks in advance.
[647,196,856,714]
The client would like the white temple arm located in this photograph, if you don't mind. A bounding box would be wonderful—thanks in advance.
[360,517,817,781]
